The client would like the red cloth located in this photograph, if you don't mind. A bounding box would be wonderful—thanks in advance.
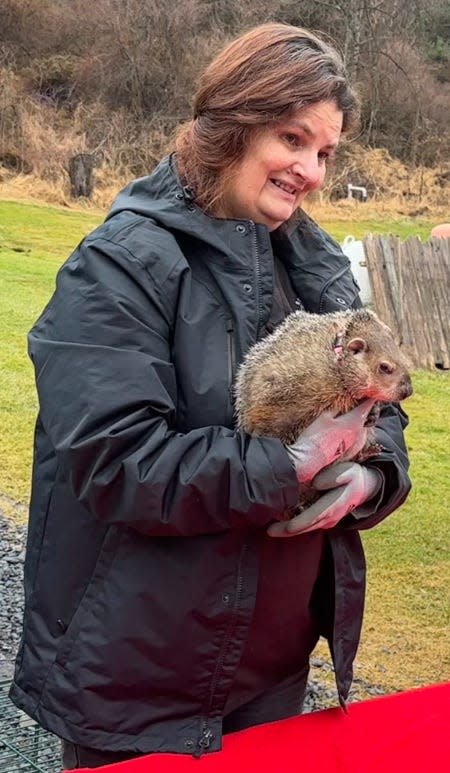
[71,682,450,773]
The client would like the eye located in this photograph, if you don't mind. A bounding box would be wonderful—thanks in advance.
[319,149,337,164]
[379,362,394,375]
[282,133,301,147]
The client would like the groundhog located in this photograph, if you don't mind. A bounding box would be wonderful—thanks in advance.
[234,308,413,467]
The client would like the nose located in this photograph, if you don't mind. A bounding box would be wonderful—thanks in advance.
[399,375,413,400]
[290,154,323,189]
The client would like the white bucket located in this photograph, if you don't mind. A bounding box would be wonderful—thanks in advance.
[341,235,372,306]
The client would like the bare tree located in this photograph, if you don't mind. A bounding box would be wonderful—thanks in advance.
[0,0,448,180]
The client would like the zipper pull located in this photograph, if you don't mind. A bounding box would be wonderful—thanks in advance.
[182,185,195,201]
[194,727,214,757]
[338,692,348,714]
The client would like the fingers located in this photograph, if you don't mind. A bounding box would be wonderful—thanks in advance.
[334,398,376,426]
[312,462,357,491]
[356,397,377,417]
[268,455,379,539]
[267,488,346,538]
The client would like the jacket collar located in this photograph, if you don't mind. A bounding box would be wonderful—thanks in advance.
[107,155,272,261]
[107,155,353,312]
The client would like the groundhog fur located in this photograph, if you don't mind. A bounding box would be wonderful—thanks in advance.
[234,308,413,465]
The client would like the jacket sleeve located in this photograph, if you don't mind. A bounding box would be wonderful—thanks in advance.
[29,237,299,537]
[343,401,412,530]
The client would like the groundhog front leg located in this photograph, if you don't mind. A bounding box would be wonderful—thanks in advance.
[354,402,383,461]
[364,401,381,427]
[354,443,383,462]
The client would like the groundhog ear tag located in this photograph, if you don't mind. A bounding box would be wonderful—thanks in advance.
[347,337,368,354]
[332,325,345,357]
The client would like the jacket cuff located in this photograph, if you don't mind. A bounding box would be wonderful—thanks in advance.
[342,456,411,530]
[351,468,385,519]
[250,436,300,519]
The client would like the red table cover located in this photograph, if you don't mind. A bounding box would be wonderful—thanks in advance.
[70,681,450,773]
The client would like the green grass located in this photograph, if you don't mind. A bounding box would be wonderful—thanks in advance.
[0,200,102,258]
[0,202,103,500]
[1,199,449,695]
[358,370,450,692]
[312,368,450,696]
[365,370,449,569]
[322,218,434,243]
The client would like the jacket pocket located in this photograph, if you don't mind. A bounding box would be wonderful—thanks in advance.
[14,480,57,674]
[319,265,361,313]
[25,450,59,594]
[53,526,120,670]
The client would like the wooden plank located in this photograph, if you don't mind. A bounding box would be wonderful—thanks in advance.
[363,236,384,319]
[422,242,448,367]
[363,235,397,333]
[428,238,450,367]
[388,235,407,344]
[390,236,420,366]
[363,234,450,370]
[382,236,402,330]
[403,237,436,369]
[404,238,430,368]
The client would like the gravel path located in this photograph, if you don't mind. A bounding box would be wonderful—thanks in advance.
[0,513,27,681]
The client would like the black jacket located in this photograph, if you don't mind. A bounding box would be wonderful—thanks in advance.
[10,156,411,755]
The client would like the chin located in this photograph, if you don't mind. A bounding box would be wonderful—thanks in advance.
[262,209,295,230]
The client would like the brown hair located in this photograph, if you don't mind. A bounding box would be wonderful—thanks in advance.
[175,23,360,212]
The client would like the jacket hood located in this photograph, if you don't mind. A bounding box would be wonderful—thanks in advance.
[106,154,271,255]
[106,155,354,307]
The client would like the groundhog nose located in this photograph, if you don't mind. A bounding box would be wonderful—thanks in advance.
[400,376,413,399]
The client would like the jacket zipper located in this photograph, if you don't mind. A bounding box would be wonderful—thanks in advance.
[194,542,249,757]
[194,726,214,757]
[318,264,355,314]
[338,692,349,713]
[226,319,236,424]
[250,222,262,335]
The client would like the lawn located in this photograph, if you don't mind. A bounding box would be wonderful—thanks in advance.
[319,218,433,243]
[0,200,448,698]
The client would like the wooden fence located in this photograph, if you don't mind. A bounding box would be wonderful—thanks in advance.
[363,235,450,370]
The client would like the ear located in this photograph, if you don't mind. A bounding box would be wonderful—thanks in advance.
[347,337,367,354]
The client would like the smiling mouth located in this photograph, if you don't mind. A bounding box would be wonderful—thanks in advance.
[271,179,298,195]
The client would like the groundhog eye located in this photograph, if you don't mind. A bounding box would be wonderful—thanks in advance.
[379,362,394,375]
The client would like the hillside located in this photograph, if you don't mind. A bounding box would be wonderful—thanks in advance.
[1,1,449,211]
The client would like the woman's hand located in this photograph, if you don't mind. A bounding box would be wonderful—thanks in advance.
[267,461,383,537]
[284,399,375,485]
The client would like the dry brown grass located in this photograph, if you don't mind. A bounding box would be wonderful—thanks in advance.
[1,165,448,224]
[310,142,450,221]
[1,123,447,219]
[1,61,448,218]
[305,197,449,224]
[0,168,129,211]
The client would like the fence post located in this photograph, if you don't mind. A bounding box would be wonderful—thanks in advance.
[68,153,95,199]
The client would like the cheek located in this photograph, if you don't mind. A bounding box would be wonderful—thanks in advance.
[235,179,265,216]
[314,166,327,189]
[270,154,293,174]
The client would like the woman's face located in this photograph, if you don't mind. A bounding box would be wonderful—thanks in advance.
[219,100,343,231]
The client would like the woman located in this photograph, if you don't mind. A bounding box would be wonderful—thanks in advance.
[10,23,410,767]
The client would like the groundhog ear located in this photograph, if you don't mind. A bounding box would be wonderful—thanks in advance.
[347,337,367,353]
